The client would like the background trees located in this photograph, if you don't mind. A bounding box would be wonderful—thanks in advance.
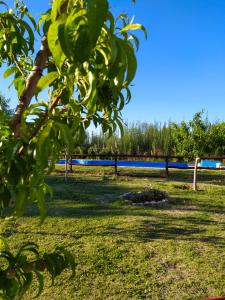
[80,111,225,160]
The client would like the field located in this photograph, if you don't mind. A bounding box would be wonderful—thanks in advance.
[1,167,225,300]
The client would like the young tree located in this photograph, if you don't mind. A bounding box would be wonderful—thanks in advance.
[0,0,146,298]
[170,111,210,160]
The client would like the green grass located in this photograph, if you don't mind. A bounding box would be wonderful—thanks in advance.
[1,167,225,299]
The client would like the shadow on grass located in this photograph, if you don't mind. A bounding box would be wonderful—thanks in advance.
[51,168,225,185]
[7,175,224,248]
[136,219,225,246]
[168,169,225,185]
[12,214,225,247]
[13,200,225,247]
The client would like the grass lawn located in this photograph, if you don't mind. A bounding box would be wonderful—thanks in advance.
[1,167,225,299]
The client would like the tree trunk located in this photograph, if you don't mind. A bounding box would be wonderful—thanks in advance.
[193,157,200,191]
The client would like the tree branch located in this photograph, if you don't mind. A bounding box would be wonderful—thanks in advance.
[17,93,62,156]
[28,93,62,143]
[12,54,25,77]
[10,1,69,137]
[11,36,50,136]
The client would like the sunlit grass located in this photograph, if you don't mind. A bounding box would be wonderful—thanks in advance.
[1,167,225,299]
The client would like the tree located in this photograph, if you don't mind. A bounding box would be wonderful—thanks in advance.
[208,122,225,156]
[0,0,145,298]
[170,111,210,160]
[0,93,12,114]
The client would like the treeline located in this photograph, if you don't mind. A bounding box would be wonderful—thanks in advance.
[75,111,225,160]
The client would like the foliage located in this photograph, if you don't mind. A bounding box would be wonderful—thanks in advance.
[170,111,210,159]
[0,0,145,298]
[208,122,225,156]
[0,238,75,300]
[81,111,225,160]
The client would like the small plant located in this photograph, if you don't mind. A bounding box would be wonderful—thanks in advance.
[121,187,169,205]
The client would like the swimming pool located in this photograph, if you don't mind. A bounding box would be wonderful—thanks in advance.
[57,159,189,169]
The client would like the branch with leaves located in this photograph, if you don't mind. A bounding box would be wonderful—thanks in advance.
[0,0,146,298]
[0,237,75,299]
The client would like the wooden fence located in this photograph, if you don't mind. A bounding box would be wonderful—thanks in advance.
[63,154,225,188]
[66,153,185,177]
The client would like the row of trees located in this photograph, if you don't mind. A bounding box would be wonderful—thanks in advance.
[77,111,225,159]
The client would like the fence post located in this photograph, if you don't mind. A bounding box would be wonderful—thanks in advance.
[193,157,200,191]
[70,156,73,173]
[64,152,68,183]
[165,156,169,177]
[115,152,118,175]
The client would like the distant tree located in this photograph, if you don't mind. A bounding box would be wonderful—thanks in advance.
[0,93,12,114]
[208,122,225,156]
[170,111,210,159]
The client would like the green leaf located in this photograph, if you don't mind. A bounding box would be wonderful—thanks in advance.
[56,246,76,278]
[107,11,115,33]
[35,72,59,95]
[60,88,71,105]
[21,273,33,297]
[26,12,37,30]
[51,0,67,22]
[36,122,52,168]
[14,186,28,217]
[73,30,90,64]
[58,9,88,62]
[13,77,26,98]
[43,253,56,285]
[34,271,44,298]
[128,33,140,50]
[87,0,109,47]
[16,242,39,260]
[120,40,137,85]
[19,19,35,52]
[0,1,7,8]
[3,66,18,78]
[54,121,73,153]
[121,23,148,39]
[36,187,46,224]
[47,15,66,69]
[116,118,124,136]
[109,39,127,87]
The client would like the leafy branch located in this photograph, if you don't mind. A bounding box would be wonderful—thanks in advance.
[0,238,75,300]
[0,0,145,298]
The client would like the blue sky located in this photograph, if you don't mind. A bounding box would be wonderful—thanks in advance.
[2,0,225,123]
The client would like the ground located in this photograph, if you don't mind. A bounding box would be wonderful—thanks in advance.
[1,167,225,299]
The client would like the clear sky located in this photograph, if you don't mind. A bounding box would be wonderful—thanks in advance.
[2,0,225,123]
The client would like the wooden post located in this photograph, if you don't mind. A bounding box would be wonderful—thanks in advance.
[165,156,169,177]
[114,152,118,175]
[64,152,68,183]
[193,157,200,191]
[70,155,73,173]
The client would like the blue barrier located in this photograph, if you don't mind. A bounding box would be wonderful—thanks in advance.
[199,160,221,168]
[58,159,189,169]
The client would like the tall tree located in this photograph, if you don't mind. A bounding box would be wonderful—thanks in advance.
[0,0,145,298]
